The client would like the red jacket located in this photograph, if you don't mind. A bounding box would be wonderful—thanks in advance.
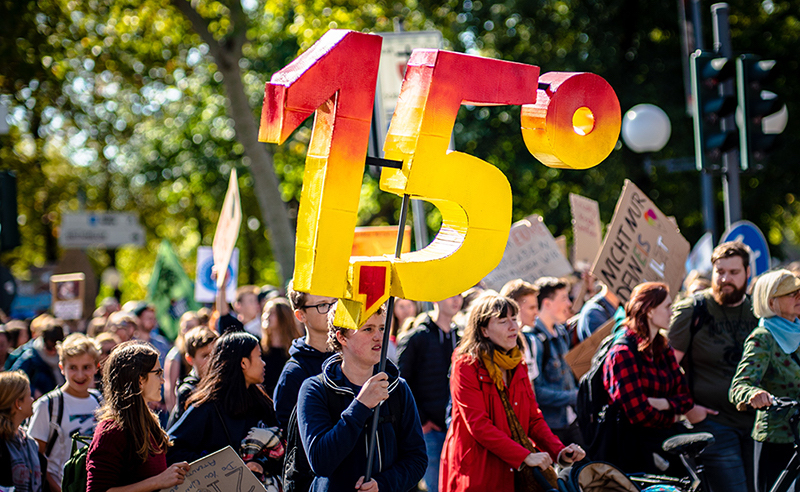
[440,354,565,492]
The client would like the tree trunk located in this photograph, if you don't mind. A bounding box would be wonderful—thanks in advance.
[172,0,296,283]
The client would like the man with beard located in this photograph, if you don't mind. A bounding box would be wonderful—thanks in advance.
[668,241,758,492]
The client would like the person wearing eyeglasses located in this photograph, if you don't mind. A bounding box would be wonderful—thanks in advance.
[272,281,337,430]
[730,270,800,492]
[86,341,190,492]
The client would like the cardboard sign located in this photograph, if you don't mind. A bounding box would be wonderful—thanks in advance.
[351,226,412,257]
[564,317,615,380]
[570,193,603,269]
[482,215,573,291]
[212,170,242,290]
[195,246,239,303]
[590,180,690,304]
[50,273,85,320]
[160,446,266,492]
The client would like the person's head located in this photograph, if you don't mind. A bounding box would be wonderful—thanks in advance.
[624,282,671,354]
[435,294,464,320]
[94,332,120,366]
[86,317,108,338]
[196,307,212,327]
[752,269,800,321]
[30,314,54,340]
[390,299,417,338]
[328,305,387,367]
[711,241,751,306]
[133,303,157,333]
[234,286,261,323]
[534,277,572,325]
[42,319,66,356]
[457,294,521,361]
[99,297,121,318]
[58,333,100,396]
[287,280,337,334]
[261,297,302,355]
[500,279,539,328]
[98,340,168,461]
[0,371,34,439]
[3,320,30,348]
[188,332,271,417]
[183,326,218,379]
[105,311,138,342]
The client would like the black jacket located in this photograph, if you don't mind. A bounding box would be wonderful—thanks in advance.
[396,314,459,429]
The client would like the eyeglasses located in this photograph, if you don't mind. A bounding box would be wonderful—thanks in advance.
[302,301,336,315]
[149,368,164,378]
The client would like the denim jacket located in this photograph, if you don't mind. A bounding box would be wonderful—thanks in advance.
[530,318,578,429]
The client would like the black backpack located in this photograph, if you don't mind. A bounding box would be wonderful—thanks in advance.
[282,375,403,492]
[576,330,639,459]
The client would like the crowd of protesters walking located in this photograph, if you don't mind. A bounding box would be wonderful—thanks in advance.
[2,240,800,492]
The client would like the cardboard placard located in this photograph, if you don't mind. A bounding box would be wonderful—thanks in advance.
[351,226,412,257]
[482,215,573,291]
[590,180,690,304]
[564,317,615,380]
[195,247,239,303]
[569,193,603,270]
[160,446,266,492]
[50,273,85,320]
[212,170,242,290]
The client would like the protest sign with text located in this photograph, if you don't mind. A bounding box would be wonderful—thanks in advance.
[590,180,690,304]
[159,446,267,492]
[483,215,573,291]
[569,193,603,269]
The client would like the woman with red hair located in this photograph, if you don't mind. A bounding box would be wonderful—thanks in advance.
[602,282,693,475]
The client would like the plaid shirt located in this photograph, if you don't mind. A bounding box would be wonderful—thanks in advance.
[603,330,693,428]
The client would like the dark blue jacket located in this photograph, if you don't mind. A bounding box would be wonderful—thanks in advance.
[298,355,426,492]
[10,344,59,397]
[396,314,458,429]
[272,338,332,430]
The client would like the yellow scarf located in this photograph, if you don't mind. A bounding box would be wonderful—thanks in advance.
[480,346,522,390]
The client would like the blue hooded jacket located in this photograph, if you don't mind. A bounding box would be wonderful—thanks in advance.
[273,338,333,430]
[297,354,426,492]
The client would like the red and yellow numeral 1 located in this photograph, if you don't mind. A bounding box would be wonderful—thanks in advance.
[258,30,381,299]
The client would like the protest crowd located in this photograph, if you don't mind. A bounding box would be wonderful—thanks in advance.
[3,238,800,492]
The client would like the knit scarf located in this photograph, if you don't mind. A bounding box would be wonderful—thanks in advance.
[481,348,558,492]
[761,316,800,354]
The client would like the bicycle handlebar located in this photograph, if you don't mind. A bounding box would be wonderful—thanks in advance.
[736,396,800,412]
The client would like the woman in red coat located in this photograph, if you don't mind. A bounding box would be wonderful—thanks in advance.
[440,294,585,492]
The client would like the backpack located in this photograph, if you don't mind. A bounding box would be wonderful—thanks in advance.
[282,374,403,492]
[576,330,640,459]
[44,388,102,457]
[558,460,641,492]
[682,293,714,393]
[61,431,93,492]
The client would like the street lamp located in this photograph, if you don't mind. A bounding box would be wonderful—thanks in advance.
[621,103,672,154]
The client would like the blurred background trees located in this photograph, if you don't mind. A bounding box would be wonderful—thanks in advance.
[1,0,798,303]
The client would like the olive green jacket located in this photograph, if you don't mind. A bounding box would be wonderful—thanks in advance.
[729,326,800,444]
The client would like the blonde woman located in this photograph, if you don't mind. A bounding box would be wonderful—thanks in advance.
[730,269,800,492]
[0,371,40,492]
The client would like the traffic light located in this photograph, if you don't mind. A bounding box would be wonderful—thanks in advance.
[690,50,738,171]
[0,171,21,252]
[736,55,783,170]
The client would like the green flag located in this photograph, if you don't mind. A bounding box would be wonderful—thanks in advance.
[147,240,199,340]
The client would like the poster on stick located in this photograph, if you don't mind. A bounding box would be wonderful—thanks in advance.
[482,215,573,291]
[212,170,242,290]
[569,193,603,270]
[159,446,267,492]
[590,180,690,304]
[50,273,85,320]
